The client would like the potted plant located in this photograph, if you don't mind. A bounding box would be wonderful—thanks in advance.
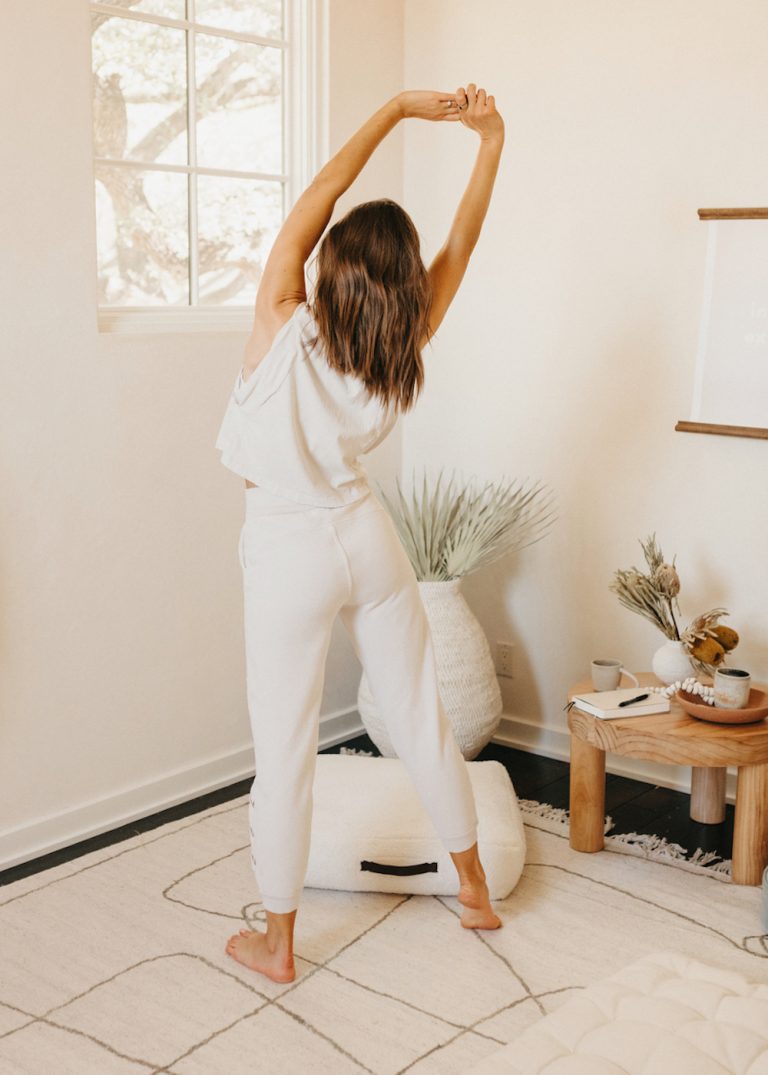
[609,534,740,684]
[357,466,556,759]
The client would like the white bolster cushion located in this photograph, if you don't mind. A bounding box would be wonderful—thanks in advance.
[304,755,526,899]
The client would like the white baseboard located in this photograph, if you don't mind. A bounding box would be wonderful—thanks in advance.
[0,707,363,872]
[492,712,738,805]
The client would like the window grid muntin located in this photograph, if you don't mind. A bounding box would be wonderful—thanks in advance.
[90,3,287,51]
[91,0,288,310]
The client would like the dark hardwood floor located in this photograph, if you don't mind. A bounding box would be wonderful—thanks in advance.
[0,736,733,887]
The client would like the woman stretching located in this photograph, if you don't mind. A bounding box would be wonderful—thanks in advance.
[215,83,505,983]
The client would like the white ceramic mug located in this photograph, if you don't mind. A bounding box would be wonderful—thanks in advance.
[591,659,640,692]
[713,667,751,709]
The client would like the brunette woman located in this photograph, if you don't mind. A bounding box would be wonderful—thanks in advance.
[216,84,505,982]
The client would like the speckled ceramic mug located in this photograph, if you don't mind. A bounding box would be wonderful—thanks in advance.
[713,668,751,709]
[591,659,639,692]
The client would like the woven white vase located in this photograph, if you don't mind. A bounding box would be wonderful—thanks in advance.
[357,577,503,760]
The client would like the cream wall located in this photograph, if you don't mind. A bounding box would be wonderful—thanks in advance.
[402,0,768,790]
[0,0,403,867]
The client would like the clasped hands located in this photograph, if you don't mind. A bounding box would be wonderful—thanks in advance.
[397,84,504,141]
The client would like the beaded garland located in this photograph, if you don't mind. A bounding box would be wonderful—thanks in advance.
[648,677,716,705]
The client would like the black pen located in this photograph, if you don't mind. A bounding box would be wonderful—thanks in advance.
[618,692,650,708]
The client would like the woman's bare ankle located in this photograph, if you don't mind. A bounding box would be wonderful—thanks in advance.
[264,909,297,957]
[449,843,487,886]
[265,934,292,957]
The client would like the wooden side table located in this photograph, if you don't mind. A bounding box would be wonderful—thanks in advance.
[567,672,768,885]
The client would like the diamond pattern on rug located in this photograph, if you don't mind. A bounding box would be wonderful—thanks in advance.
[170,1003,366,1074]
[0,1019,149,1073]
[279,966,460,1074]
[51,953,266,1069]
[472,995,558,1043]
[402,1030,503,1074]
[325,895,529,1026]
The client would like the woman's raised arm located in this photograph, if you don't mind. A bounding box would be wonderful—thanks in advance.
[248,91,460,359]
[424,84,505,343]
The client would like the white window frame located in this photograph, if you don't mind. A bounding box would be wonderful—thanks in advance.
[93,0,328,335]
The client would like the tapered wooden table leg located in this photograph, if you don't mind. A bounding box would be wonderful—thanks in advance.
[690,766,726,823]
[732,763,768,885]
[569,735,606,852]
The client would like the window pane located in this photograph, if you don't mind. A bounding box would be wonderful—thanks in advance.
[92,1,186,17]
[92,15,187,166]
[95,165,189,305]
[195,0,282,39]
[195,34,281,174]
[197,177,282,306]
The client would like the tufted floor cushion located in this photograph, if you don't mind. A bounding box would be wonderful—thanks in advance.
[303,755,526,899]
[465,950,768,1074]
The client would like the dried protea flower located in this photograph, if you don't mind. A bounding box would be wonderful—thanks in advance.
[653,563,680,599]
[686,613,709,636]
[680,608,730,647]
[711,624,739,652]
[690,637,726,665]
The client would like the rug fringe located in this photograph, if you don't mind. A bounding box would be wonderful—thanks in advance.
[517,798,732,882]
[517,798,614,835]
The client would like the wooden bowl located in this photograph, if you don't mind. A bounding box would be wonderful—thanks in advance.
[675,687,768,724]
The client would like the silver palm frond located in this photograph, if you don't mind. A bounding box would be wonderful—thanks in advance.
[375,467,556,581]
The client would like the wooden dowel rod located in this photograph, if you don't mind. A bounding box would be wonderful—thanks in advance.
[698,208,768,220]
[675,421,768,440]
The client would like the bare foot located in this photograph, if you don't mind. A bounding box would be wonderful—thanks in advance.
[225,927,296,982]
[457,877,502,930]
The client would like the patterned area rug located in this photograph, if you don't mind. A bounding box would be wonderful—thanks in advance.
[1,764,765,1074]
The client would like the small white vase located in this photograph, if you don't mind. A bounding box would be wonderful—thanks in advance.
[357,577,503,760]
[652,639,693,685]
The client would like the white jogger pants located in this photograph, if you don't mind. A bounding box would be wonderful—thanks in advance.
[238,483,479,914]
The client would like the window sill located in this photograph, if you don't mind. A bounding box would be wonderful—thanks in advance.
[98,307,254,335]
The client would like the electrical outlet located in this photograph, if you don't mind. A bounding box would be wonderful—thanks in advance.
[496,641,515,678]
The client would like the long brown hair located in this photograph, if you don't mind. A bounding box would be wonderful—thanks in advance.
[311,199,432,412]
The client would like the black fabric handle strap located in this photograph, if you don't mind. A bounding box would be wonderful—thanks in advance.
[360,860,438,876]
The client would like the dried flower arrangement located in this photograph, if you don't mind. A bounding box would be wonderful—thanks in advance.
[609,534,739,676]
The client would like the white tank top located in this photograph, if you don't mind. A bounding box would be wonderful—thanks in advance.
[215,302,400,507]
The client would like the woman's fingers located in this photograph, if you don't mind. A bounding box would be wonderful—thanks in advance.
[438,82,497,125]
